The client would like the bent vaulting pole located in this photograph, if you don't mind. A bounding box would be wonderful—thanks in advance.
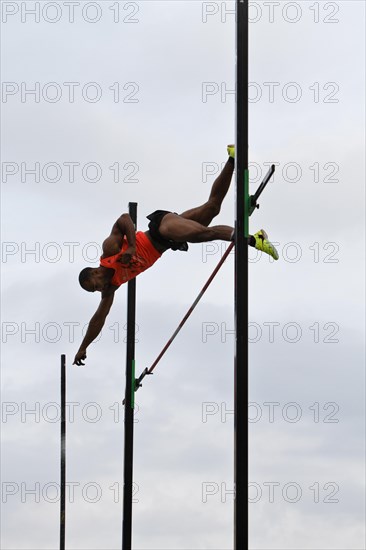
[146,242,234,376]
[60,354,66,550]
[235,1,249,549]
[122,202,137,550]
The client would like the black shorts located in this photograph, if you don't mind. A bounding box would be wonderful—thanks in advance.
[146,210,188,252]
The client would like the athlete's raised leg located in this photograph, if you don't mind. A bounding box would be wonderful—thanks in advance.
[179,155,235,227]
[159,144,279,259]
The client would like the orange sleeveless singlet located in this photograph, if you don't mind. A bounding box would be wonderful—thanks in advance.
[99,231,162,287]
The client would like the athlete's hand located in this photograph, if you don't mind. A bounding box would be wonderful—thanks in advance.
[120,246,136,265]
[73,349,87,366]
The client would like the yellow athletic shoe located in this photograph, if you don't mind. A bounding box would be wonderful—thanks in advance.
[227,144,235,159]
[253,230,279,260]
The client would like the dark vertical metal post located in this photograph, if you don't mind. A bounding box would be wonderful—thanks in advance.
[235,1,249,549]
[122,202,137,550]
[60,354,66,550]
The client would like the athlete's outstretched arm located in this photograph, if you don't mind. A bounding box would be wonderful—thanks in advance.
[73,290,115,366]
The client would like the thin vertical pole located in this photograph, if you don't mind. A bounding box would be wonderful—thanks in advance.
[122,202,137,550]
[60,354,66,550]
[235,1,249,549]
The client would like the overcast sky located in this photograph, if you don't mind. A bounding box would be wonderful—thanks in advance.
[1,1,365,549]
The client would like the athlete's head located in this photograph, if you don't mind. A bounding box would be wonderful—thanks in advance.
[79,267,94,291]
[79,267,107,293]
